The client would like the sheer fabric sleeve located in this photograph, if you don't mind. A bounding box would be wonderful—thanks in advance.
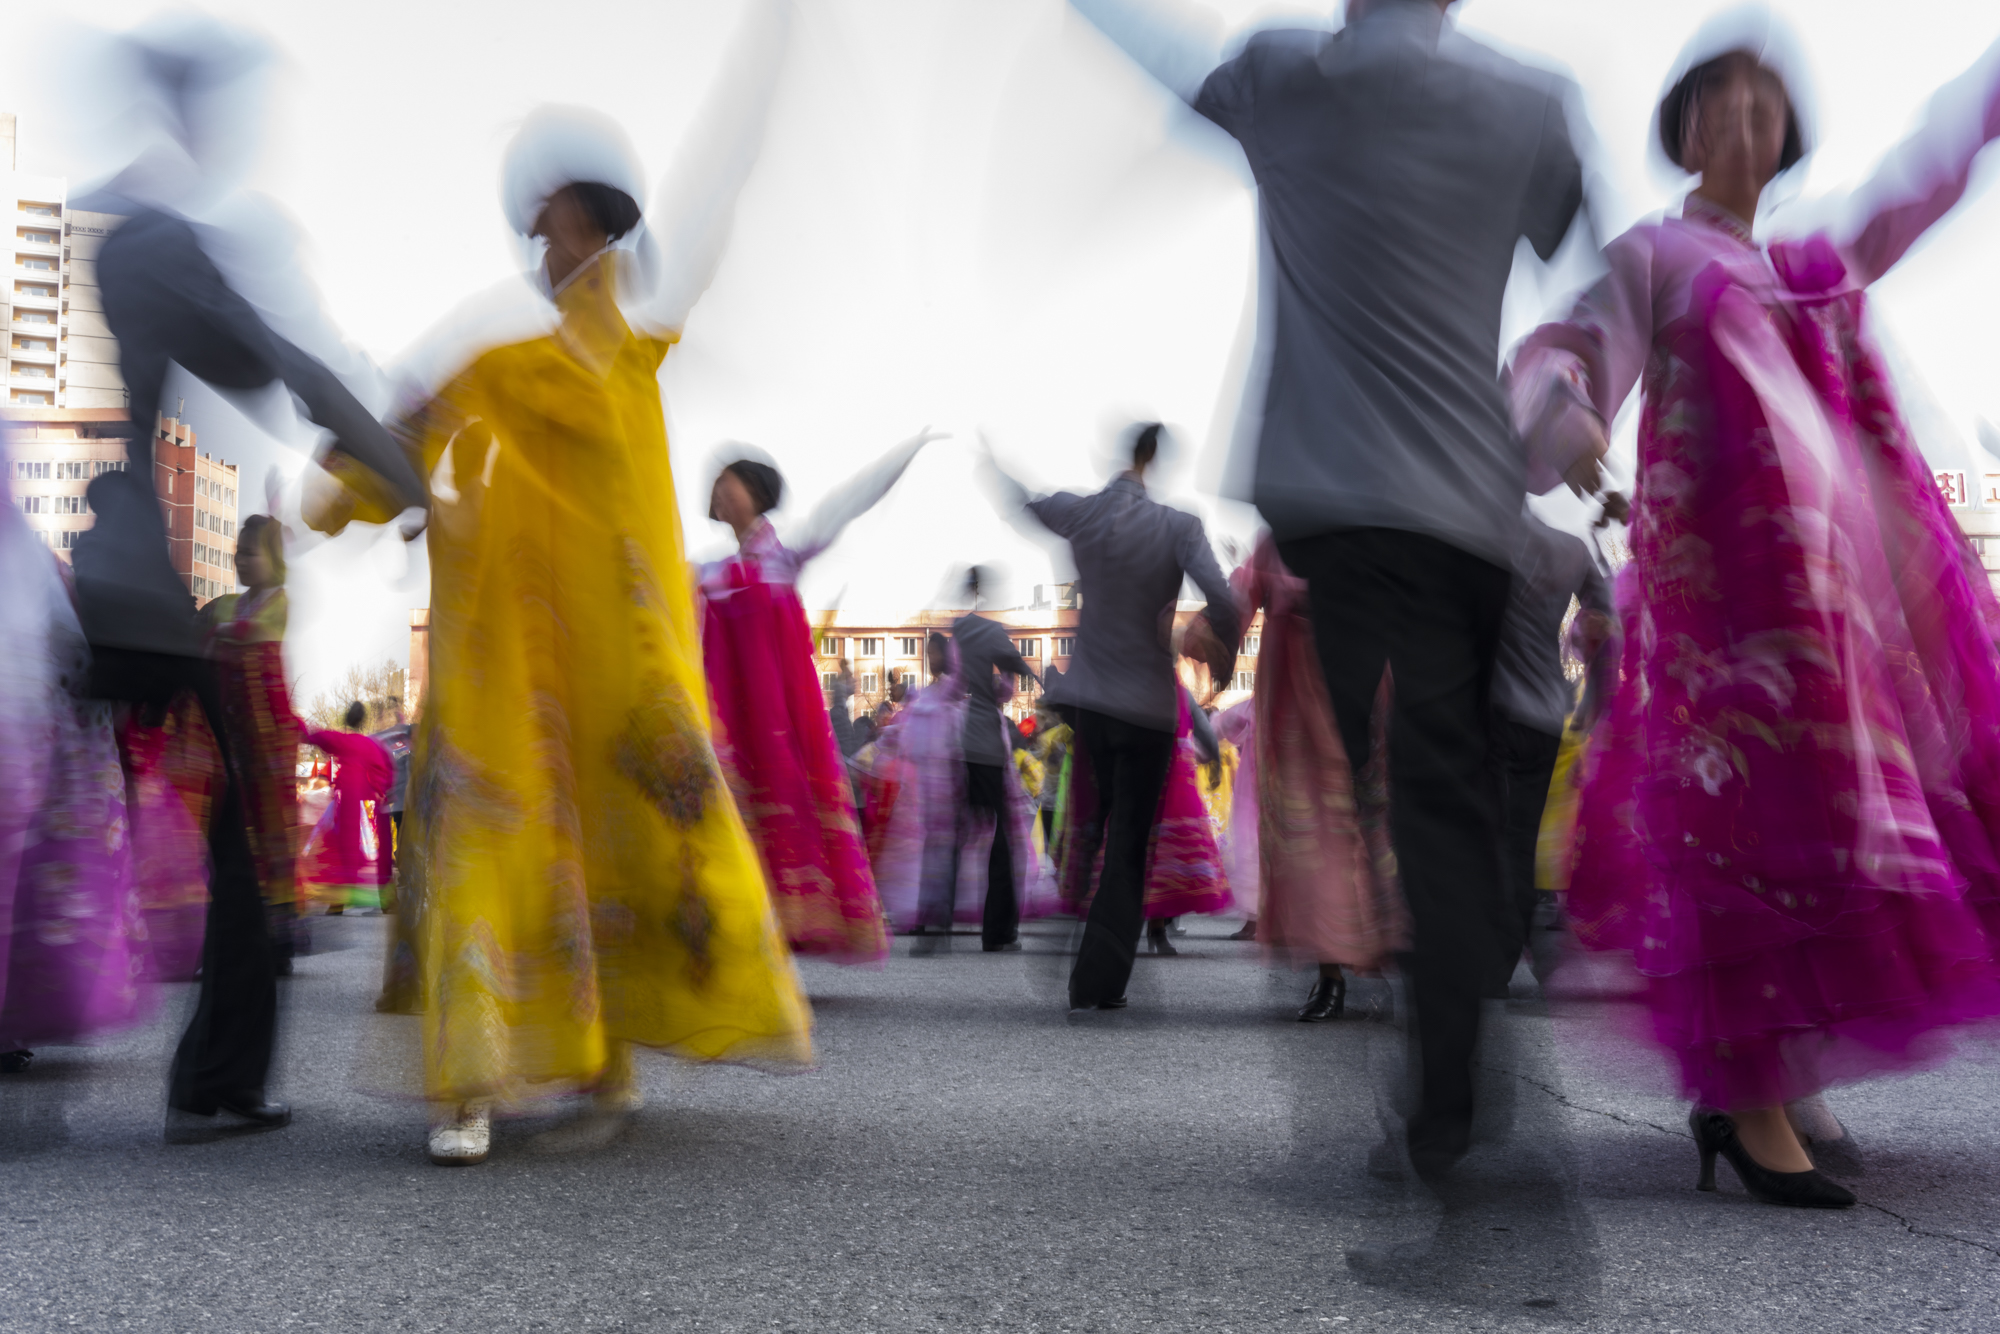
[1510,227,1659,494]
[1069,0,1223,107]
[636,0,794,336]
[1836,34,2000,288]
[789,432,934,565]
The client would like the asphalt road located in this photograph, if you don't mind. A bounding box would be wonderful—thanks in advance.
[2,915,1996,1333]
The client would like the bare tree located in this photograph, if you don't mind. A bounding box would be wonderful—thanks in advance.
[300,658,407,733]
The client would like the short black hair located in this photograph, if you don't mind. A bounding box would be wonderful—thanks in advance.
[1659,51,1804,174]
[565,181,643,242]
[719,459,784,517]
[1132,422,1163,471]
[344,700,367,730]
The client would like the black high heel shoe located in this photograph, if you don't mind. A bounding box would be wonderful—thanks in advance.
[1689,1108,1856,1209]
[1297,970,1346,1022]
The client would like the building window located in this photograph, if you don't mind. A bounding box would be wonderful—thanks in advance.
[197,477,209,498]
[820,672,838,692]
[53,494,87,515]
[1235,671,1256,691]
[18,313,52,325]
[856,637,881,656]
[859,672,879,693]
[92,460,126,475]
[1014,638,1039,659]
[820,636,843,657]
[899,637,922,656]
[15,461,51,480]
[19,496,48,514]
[1243,633,1261,655]
[10,391,52,405]
[56,460,91,480]
[53,529,79,550]
[1054,637,1076,657]
[21,258,54,272]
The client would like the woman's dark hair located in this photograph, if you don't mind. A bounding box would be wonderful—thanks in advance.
[238,512,286,583]
[1131,421,1163,471]
[965,565,985,600]
[564,181,643,242]
[711,459,784,520]
[1658,51,1804,174]
[344,700,367,730]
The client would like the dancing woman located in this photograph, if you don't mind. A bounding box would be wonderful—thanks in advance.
[201,515,308,966]
[304,2,812,1165]
[1208,534,1404,1020]
[699,433,942,962]
[299,703,395,916]
[1515,10,2000,1208]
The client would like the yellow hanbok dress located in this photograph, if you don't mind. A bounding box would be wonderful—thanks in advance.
[308,253,812,1103]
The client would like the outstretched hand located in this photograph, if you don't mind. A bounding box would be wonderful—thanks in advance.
[1564,413,1611,498]
[1182,613,1235,706]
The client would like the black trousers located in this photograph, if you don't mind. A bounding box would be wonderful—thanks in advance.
[1067,709,1177,1008]
[169,786,278,1109]
[1279,529,1510,1156]
[922,763,1020,948]
[1493,717,1562,993]
[89,648,279,1109]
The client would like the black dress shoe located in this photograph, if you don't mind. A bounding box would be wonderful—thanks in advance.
[216,1093,292,1127]
[1297,971,1346,1022]
[0,1049,32,1074]
[1690,1108,1855,1208]
[982,939,1022,953]
[1067,995,1129,1013]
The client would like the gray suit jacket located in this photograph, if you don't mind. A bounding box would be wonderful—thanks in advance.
[1195,2,1585,567]
[1025,476,1238,734]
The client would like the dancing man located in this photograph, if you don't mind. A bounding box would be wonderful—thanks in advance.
[983,424,1238,1011]
[1068,0,1590,1171]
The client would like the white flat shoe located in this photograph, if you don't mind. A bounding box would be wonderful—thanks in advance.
[427,1104,491,1166]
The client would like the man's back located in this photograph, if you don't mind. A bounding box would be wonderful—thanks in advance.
[1028,477,1235,733]
[1196,3,1584,566]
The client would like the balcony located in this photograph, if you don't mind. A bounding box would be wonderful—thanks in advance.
[13,235,61,255]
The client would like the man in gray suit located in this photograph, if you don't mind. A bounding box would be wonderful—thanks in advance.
[984,424,1239,1010]
[1070,0,1600,1173]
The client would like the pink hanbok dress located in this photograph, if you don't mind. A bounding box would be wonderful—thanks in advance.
[1514,47,2000,1109]
[700,520,887,961]
[1058,688,1232,920]
[1229,536,1404,969]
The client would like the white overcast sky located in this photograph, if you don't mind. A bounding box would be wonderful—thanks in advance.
[9,0,2000,702]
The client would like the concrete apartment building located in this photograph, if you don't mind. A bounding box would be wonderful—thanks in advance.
[812,583,1266,723]
[4,118,126,412]
[4,115,242,606]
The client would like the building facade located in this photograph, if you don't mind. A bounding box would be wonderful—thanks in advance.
[6,405,240,606]
[811,582,1266,724]
[5,114,128,412]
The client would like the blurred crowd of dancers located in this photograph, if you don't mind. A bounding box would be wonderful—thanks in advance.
[8,0,2000,1209]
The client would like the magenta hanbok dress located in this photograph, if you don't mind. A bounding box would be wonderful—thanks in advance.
[0,510,148,1053]
[299,728,395,907]
[701,520,887,961]
[1514,47,2000,1109]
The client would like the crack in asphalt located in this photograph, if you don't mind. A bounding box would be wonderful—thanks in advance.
[1860,1202,2000,1261]
[1486,1064,2000,1262]
[1478,1063,1690,1140]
